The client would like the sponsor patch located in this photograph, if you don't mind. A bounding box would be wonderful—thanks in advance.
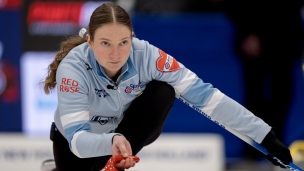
[59,78,79,93]
[156,50,181,72]
[125,81,144,94]
[91,116,114,125]
[95,88,109,98]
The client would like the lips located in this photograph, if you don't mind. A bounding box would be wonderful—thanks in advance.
[109,61,120,64]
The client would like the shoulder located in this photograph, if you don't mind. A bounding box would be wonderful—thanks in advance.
[131,37,161,58]
[67,43,89,60]
[57,43,90,74]
[60,42,90,65]
[131,37,153,51]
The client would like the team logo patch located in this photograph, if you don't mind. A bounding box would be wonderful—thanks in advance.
[95,88,109,98]
[156,50,181,72]
[125,81,144,94]
[91,116,114,125]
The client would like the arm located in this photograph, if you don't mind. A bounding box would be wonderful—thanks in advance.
[141,41,270,142]
[141,40,292,168]
[177,93,294,169]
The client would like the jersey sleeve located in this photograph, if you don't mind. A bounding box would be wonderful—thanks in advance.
[140,40,271,143]
[56,60,118,158]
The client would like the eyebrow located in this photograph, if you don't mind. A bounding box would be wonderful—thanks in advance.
[99,37,130,41]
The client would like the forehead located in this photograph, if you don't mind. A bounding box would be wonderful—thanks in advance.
[94,23,131,40]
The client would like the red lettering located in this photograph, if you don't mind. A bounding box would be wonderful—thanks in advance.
[60,85,64,92]
[27,2,83,24]
[67,79,72,85]
[70,86,79,93]
[59,79,79,93]
[72,80,78,86]
[64,86,69,92]
[61,78,67,85]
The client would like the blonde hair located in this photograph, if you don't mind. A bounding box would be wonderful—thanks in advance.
[43,2,133,94]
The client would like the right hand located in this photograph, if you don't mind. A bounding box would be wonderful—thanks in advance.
[112,135,136,169]
[101,155,140,171]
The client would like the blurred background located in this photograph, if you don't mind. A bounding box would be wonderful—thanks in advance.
[0,0,304,170]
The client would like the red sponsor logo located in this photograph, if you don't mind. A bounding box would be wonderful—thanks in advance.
[156,50,181,72]
[27,2,83,24]
[125,87,132,93]
[59,78,79,93]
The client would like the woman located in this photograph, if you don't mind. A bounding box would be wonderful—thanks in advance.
[43,2,292,171]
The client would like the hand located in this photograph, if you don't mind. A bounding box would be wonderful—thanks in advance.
[261,129,292,168]
[112,135,135,169]
[101,155,140,171]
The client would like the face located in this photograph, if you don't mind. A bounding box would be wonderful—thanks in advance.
[88,23,132,79]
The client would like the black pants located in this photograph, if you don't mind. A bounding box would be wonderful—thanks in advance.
[51,80,175,171]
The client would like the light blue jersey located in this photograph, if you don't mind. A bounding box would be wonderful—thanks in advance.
[54,37,271,158]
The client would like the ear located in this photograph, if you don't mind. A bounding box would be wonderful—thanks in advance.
[87,35,93,50]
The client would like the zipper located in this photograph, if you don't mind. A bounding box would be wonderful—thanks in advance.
[108,79,123,128]
[116,81,123,119]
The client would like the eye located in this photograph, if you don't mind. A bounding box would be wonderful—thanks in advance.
[101,41,109,46]
[120,40,128,45]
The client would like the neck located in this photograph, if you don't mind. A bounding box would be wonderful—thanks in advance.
[106,69,121,82]
[111,74,119,83]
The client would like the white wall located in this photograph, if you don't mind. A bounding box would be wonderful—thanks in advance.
[0,133,224,171]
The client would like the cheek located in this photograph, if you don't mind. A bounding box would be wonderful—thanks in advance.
[122,45,131,56]
[94,50,107,62]
[97,47,109,54]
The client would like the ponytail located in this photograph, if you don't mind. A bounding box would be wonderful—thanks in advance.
[43,36,86,94]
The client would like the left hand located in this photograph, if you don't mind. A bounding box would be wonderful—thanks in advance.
[261,129,292,168]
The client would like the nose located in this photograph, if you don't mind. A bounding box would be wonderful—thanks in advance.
[110,46,119,57]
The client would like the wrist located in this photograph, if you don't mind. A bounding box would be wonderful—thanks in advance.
[261,129,276,147]
[112,134,122,144]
